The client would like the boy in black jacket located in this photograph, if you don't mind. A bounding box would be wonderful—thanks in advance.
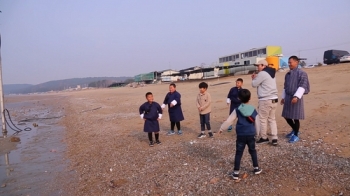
[226,78,243,131]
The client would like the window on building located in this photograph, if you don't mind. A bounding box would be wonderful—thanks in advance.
[219,58,222,63]
[241,53,244,59]
[232,55,235,61]
[229,56,232,61]
[262,48,267,54]
[253,50,257,56]
[245,52,249,58]
[236,54,239,59]
[244,60,250,65]
[235,62,240,65]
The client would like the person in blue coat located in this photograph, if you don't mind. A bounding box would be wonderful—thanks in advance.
[139,92,163,147]
[161,83,185,135]
[226,78,243,131]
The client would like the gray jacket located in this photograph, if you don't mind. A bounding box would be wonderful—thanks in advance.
[252,68,278,100]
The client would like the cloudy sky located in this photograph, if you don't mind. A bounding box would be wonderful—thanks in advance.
[1,0,349,84]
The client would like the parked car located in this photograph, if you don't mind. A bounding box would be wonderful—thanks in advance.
[340,54,350,63]
[323,50,349,64]
[304,64,315,69]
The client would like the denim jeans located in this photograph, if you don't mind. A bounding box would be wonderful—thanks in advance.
[234,135,258,171]
[199,113,211,131]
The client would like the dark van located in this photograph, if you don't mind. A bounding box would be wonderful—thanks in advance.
[323,50,349,64]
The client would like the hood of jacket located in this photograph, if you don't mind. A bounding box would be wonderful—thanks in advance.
[237,104,255,117]
[263,66,276,78]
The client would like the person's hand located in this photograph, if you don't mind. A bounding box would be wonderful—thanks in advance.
[251,73,257,79]
[157,118,160,121]
[170,103,174,107]
[280,99,285,105]
[198,107,201,112]
[218,129,223,134]
[291,97,298,104]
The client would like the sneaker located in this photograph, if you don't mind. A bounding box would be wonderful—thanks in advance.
[167,130,175,135]
[177,130,183,135]
[208,132,214,138]
[229,171,239,180]
[155,140,162,145]
[289,135,299,143]
[149,141,154,147]
[254,168,262,175]
[256,138,269,144]
[286,130,294,138]
[197,133,206,138]
[271,139,278,146]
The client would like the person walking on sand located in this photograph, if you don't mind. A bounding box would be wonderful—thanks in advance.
[196,82,213,138]
[161,83,185,135]
[226,78,243,131]
[251,59,279,146]
[139,92,163,147]
[281,56,310,143]
[219,89,262,180]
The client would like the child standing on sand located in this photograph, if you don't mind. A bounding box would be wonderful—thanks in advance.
[196,82,213,138]
[139,92,162,147]
[226,78,243,131]
[161,83,185,135]
[219,89,262,180]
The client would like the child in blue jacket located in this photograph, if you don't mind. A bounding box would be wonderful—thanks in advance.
[219,89,262,180]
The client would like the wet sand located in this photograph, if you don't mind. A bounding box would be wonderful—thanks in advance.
[0,95,77,195]
[1,63,350,195]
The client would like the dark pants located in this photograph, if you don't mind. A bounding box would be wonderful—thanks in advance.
[171,121,181,130]
[199,113,211,131]
[234,135,258,171]
[285,118,300,135]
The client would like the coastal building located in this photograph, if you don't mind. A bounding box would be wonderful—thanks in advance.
[219,46,282,65]
[134,71,159,83]
[218,45,283,71]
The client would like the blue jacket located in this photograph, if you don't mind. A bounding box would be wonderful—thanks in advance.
[235,104,258,136]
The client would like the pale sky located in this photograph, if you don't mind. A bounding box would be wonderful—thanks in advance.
[1,0,350,84]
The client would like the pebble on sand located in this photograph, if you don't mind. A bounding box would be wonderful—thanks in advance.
[209,177,219,184]
[10,137,20,142]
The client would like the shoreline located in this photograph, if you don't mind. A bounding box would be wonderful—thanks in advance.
[0,95,77,195]
[0,63,349,195]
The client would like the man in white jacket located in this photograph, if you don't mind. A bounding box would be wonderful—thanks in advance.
[251,59,279,146]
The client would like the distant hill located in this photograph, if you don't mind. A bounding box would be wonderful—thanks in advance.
[4,77,131,94]
[3,84,34,94]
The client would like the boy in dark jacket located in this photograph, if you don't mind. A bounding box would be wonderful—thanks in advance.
[139,92,163,147]
[219,89,262,180]
[161,83,185,135]
[226,78,243,131]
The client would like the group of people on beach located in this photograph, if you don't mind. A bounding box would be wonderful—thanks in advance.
[139,55,310,180]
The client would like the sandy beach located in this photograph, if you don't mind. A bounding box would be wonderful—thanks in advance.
[1,63,350,195]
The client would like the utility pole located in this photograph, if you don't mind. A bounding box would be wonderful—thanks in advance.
[0,33,7,134]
